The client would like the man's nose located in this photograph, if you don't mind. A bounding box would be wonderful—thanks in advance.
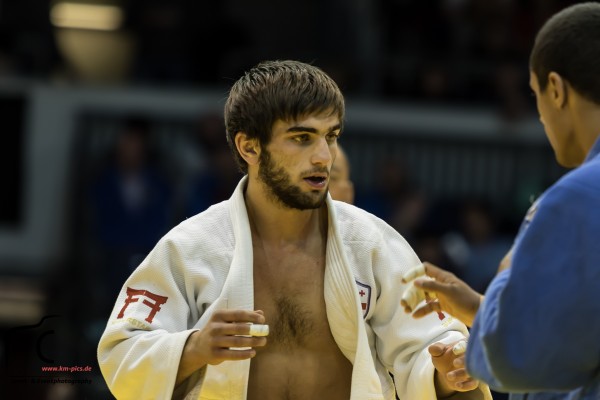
[312,137,333,165]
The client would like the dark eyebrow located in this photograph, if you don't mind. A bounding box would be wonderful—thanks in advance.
[286,123,341,134]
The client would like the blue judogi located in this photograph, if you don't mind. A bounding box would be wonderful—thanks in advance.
[467,136,600,400]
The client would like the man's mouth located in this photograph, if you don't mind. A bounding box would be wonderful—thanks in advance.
[303,175,328,188]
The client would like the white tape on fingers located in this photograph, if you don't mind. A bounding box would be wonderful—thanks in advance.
[401,285,426,311]
[402,263,426,283]
[452,340,467,355]
[249,324,269,337]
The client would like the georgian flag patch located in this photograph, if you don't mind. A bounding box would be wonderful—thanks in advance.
[356,280,371,318]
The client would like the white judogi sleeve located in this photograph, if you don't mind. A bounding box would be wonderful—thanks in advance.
[97,238,198,399]
[97,199,237,400]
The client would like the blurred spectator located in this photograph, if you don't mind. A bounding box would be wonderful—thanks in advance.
[355,157,417,224]
[329,144,355,204]
[126,0,194,84]
[377,0,583,114]
[0,0,64,80]
[413,230,461,276]
[87,117,173,312]
[448,199,513,293]
[397,195,465,279]
[125,0,249,86]
[0,47,17,77]
[0,0,583,111]
[492,58,532,121]
[389,189,429,242]
[416,60,451,102]
[184,114,241,217]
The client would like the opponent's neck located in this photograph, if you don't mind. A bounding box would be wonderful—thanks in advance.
[570,93,600,160]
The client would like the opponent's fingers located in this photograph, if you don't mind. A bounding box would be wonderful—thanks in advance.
[454,378,479,392]
[446,367,479,392]
[413,277,453,296]
[422,262,456,282]
[424,291,436,302]
[412,301,442,319]
[447,368,471,382]
[212,309,265,324]
[401,263,426,283]
[452,340,467,356]
[400,299,413,314]
[453,356,465,368]
[401,284,426,311]
[428,342,447,358]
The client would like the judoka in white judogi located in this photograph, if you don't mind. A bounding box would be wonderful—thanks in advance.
[98,177,491,400]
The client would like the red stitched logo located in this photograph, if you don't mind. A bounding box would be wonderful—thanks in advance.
[356,281,371,318]
[117,287,168,324]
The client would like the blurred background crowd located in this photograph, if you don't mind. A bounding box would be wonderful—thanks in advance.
[0,0,583,399]
[0,0,580,109]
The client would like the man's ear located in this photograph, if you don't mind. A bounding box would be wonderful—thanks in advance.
[234,132,260,166]
[547,71,568,109]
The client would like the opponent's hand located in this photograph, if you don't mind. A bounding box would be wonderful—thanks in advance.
[401,262,482,327]
[430,341,479,397]
[177,309,267,385]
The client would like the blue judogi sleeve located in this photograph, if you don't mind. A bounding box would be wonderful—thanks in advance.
[465,159,600,394]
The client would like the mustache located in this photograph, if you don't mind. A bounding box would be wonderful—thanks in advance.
[302,167,329,177]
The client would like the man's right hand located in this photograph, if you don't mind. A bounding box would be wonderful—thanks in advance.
[176,309,267,385]
[401,262,483,327]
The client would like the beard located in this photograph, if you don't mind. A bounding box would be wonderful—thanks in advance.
[258,149,327,210]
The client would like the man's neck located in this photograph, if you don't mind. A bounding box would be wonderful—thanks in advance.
[571,95,600,159]
[244,179,327,245]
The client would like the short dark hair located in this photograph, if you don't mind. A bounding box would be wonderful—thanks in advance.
[530,2,600,104]
[224,60,345,173]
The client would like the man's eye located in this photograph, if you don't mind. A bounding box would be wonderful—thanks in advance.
[293,134,310,143]
[326,133,339,142]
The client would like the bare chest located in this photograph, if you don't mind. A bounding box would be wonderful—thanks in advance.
[252,248,328,348]
[248,246,353,399]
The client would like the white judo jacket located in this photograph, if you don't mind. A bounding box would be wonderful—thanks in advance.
[98,177,491,400]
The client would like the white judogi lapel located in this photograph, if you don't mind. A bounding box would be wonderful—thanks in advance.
[325,202,385,399]
[189,177,384,399]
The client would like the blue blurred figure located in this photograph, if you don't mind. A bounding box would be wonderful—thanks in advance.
[89,117,173,303]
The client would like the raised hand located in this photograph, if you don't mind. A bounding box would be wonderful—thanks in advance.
[401,262,483,327]
[176,309,267,385]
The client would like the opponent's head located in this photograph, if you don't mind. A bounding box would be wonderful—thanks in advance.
[530,3,600,104]
[224,60,345,174]
[529,2,600,167]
